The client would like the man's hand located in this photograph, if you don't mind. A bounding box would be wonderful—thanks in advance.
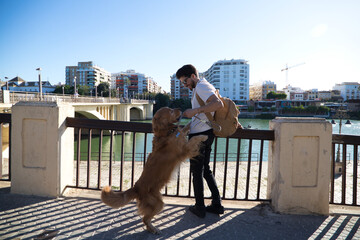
[183,108,199,118]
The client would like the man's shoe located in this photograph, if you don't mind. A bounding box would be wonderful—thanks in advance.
[206,204,224,214]
[189,205,206,218]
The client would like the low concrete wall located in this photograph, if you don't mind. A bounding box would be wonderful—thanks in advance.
[268,117,332,215]
[11,101,74,197]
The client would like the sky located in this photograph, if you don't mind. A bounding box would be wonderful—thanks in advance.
[1,0,359,92]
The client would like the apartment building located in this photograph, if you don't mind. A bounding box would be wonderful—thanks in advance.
[249,81,276,100]
[204,59,249,102]
[170,74,192,99]
[112,70,161,98]
[318,91,332,100]
[65,61,111,88]
[306,89,319,100]
[333,82,360,101]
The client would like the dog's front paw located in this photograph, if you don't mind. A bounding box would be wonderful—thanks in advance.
[181,122,191,135]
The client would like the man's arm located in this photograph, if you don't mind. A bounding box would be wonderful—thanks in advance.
[183,94,223,118]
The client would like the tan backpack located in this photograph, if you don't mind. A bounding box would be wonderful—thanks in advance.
[196,90,241,138]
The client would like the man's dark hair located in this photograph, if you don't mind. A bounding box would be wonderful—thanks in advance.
[176,64,198,79]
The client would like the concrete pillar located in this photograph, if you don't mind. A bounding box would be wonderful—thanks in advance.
[11,102,74,197]
[117,104,130,121]
[144,103,153,119]
[267,117,332,215]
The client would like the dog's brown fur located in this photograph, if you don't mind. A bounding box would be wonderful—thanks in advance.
[101,107,207,234]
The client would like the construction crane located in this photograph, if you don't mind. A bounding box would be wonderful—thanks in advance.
[281,62,305,87]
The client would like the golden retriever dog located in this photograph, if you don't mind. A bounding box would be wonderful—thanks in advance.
[101,107,207,234]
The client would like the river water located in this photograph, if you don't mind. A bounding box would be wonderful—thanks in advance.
[76,118,360,162]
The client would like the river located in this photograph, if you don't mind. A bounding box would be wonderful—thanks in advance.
[75,118,360,162]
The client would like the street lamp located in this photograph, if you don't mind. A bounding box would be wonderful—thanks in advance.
[332,102,351,163]
[73,76,77,98]
[36,68,42,101]
[62,85,65,96]
[5,77,9,90]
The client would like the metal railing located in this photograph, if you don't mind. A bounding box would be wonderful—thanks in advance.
[0,113,11,181]
[331,134,360,206]
[5,91,154,104]
[3,113,360,206]
[65,117,274,201]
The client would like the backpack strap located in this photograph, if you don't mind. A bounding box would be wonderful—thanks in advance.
[196,93,214,122]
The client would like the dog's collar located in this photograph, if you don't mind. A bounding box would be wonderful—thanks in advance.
[168,126,181,138]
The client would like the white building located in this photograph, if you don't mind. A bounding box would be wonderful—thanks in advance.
[333,82,360,101]
[283,85,303,100]
[170,74,192,99]
[1,76,55,93]
[65,61,111,88]
[204,59,249,102]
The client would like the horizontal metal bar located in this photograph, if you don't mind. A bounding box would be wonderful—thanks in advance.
[66,117,153,133]
[66,117,275,140]
[332,134,360,145]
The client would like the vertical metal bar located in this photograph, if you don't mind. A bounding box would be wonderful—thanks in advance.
[76,128,82,187]
[8,123,11,181]
[234,138,241,199]
[87,129,92,188]
[330,142,335,203]
[97,129,103,189]
[109,130,114,186]
[213,137,218,176]
[353,144,358,205]
[188,160,192,197]
[245,139,253,200]
[222,137,230,198]
[0,123,2,180]
[256,140,264,200]
[342,144,347,204]
[143,133,147,168]
[176,167,180,196]
[120,131,125,191]
[131,132,136,186]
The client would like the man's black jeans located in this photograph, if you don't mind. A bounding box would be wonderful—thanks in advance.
[189,129,221,207]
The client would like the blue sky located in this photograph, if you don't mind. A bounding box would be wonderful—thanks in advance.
[1,0,359,92]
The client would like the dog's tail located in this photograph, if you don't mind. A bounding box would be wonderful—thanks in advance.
[101,186,137,209]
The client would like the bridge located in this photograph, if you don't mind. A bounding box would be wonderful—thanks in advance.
[0,90,154,121]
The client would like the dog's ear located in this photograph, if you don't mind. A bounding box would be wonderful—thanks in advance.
[152,115,169,137]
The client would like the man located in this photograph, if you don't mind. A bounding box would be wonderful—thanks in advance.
[176,64,224,218]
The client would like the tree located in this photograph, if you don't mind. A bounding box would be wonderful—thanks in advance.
[77,85,91,96]
[170,98,191,112]
[97,82,110,97]
[53,85,72,94]
[266,91,287,100]
[153,93,171,114]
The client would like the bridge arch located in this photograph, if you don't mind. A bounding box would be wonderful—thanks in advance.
[75,110,106,120]
[130,107,143,121]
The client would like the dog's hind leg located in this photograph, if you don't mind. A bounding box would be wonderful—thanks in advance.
[140,193,164,234]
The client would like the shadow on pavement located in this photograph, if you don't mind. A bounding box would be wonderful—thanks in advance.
[1,193,360,240]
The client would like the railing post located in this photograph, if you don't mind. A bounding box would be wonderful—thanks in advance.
[267,117,332,215]
[11,101,74,197]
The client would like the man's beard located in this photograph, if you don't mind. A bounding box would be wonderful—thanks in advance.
[189,81,196,90]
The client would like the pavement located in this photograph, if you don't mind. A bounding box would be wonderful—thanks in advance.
[1,182,360,240]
